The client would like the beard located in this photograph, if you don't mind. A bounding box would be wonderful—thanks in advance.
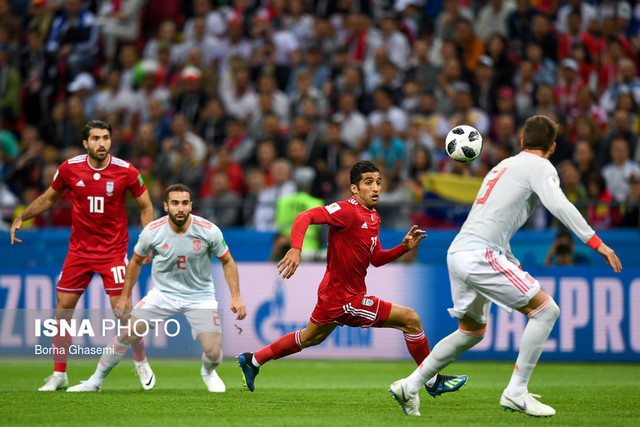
[88,146,109,162]
[169,211,190,227]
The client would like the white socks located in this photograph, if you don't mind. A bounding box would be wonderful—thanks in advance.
[405,328,485,395]
[506,297,560,397]
[201,351,221,376]
[89,337,129,387]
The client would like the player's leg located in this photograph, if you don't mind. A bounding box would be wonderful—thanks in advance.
[500,289,559,417]
[198,332,225,392]
[185,304,225,392]
[382,303,430,365]
[67,316,149,392]
[103,255,148,364]
[237,320,336,391]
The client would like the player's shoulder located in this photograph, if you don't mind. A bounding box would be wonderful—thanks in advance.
[109,155,133,169]
[146,216,169,232]
[324,199,353,215]
[63,154,87,168]
[191,215,218,232]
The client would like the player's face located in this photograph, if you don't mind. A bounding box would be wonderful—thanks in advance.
[352,172,382,209]
[165,191,192,228]
[83,128,111,162]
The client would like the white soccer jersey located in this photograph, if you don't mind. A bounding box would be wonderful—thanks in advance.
[449,151,598,255]
[134,215,229,302]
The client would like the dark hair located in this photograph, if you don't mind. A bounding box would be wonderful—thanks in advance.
[350,160,380,186]
[82,120,112,141]
[164,183,192,202]
[522,115,558,152]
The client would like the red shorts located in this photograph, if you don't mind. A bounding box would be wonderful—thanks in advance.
[57,253,128,296]
[310,294,392,328]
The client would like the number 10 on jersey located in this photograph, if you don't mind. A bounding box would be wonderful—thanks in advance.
[87,196,104,213]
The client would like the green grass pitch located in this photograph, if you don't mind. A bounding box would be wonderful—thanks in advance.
[1,359,639,426]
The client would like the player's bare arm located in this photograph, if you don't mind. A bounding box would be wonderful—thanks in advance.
[401,225,427,251]
[596,242,623,273]
[10,186,64,244]
[114,252,145,320]
[135,190,155,264]
[277,247,301,279]
[220,252,246,320]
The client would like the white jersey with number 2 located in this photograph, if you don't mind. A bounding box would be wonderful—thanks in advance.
[449,151,597,255]
[134,215,229,303]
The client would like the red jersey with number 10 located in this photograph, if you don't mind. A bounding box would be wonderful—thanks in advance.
[51,154,146,258]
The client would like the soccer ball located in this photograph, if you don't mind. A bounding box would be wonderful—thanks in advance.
[445,125,483,163]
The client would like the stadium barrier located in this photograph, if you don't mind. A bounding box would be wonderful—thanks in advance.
[1,263,638,362]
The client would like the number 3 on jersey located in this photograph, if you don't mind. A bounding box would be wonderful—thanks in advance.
[476,168,507,205]
[87,196,104,213]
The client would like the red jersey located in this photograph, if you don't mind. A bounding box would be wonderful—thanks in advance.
[291,196,406,303]
[51,154,146,258]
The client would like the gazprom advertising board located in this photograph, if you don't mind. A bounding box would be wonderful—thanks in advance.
[1,264,639,362]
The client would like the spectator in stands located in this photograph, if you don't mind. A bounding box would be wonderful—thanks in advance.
[473,55,499,117]
[46,0,98,79]
[620,177,640,228]
[283,0,314,54]
[252,158,296,231]
[599,57,640,118]
[219,60,258,122]
[586,171,620,229]
[131,123,159,165]
[484,33,515,88]
[558,160,589,219]
[222,116,255,166]
[555,0,596,35]
[200,170,243,227]
[23,0,54,43]
[506,0,540,55]
[602,138,640,204]
[97,0,145,65]
[449,81,490,137]
[0,43,20,126]
[330,93,365,154]
[156,114,206,184]
[198,97,228,151]
[369,119,405,185]
[524,41,555,87]
[173,66,208,127]
[174,16,219,69]
[598,109,639,166]
[66,72,98,120]
[406,38,438,96]
[142,20,179,62]
[20,25,56,127]
[183,0,227,40]
[242,167,265,228]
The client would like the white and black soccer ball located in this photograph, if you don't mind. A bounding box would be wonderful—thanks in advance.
[445,125,483,163]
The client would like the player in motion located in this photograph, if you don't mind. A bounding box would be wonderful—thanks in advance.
[389,115,623,417]
[67,184,247,392]
[10,120,154,391]
[237,161,467,402]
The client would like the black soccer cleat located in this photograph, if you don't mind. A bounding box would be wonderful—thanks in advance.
[236,352,259,392]
[426,373,468,397]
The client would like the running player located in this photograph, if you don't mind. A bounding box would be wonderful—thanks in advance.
[67,184,247,392]
[237,161,467,402]
[389,115,622,417]
[10,120,154,391]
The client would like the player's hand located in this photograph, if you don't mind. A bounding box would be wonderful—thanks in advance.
[401,225,427,250]
[597,242,622,273]
[142,252,153,265]
[114,295,132,321]
[10,216,23,244]
[277,248,301,279]
[230,296,247,320]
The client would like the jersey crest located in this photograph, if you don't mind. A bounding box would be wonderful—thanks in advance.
[193,240,202,252]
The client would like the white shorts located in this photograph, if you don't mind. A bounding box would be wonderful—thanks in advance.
[446,248,540,324]
[131,288,222,340]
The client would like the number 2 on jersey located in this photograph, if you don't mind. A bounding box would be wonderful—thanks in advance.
[476,167,507,205]
[177,255,186,270]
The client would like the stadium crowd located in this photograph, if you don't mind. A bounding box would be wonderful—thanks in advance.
[1,0,639,234]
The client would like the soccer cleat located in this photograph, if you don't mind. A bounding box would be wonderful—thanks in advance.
[389,379,421,416]
[500,390,556,417]
[426,373,468,397]
[201,368,226,392]
[38,373,68,391]
[134,361,156,390]
[236,352,259,392]
[67,381,101,392]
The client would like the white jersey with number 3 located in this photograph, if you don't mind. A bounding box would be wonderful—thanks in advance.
[449,151,597,255]
[134,215,229,302]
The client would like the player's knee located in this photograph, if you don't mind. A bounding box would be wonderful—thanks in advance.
[403,309,422,334]
[532,297,560,322]
[203,345,222,363]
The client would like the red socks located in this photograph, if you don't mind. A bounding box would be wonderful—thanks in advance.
[52,332,73,373]
[255,331,303,365]
[404,330,431,365]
